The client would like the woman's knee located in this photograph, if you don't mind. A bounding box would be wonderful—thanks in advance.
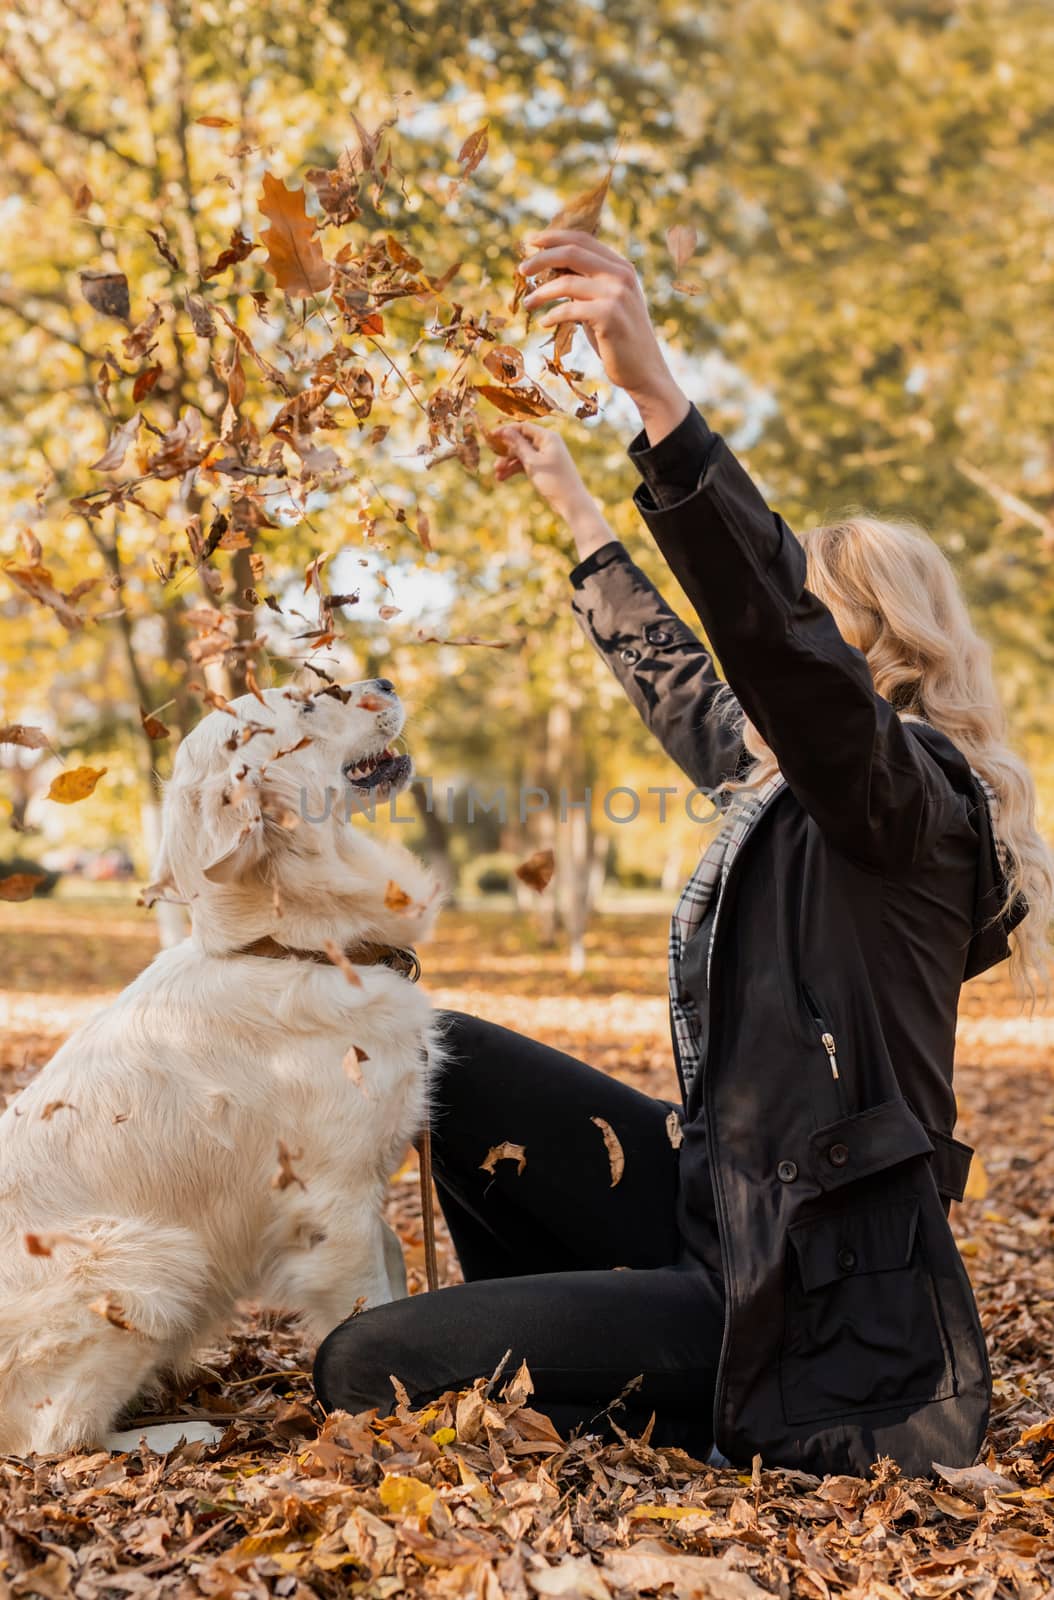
[313,1311,403,1415]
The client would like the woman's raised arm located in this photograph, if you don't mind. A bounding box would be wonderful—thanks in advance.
[494,421,745,795]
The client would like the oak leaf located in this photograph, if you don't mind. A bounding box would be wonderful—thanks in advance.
[259,172,333,298]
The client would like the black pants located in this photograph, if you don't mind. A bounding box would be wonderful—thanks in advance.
[313,1011,725,1454]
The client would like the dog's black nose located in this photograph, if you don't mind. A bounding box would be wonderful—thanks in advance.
[372,678,395,694]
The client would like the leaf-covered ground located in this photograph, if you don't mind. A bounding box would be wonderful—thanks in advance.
[1,898,1052,1599]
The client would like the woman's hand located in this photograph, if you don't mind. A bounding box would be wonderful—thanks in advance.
[492,422,615,561]
[518,230,691,446]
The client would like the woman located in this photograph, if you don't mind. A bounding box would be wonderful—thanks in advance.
[314,231,1052,1476]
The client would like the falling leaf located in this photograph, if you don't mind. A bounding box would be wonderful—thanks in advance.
[47,766,107,804]
[591,1117,624,1187]
[89,1295,137,1332]
[40,1100,75,1120]
[4,561,94,631]
[457,123,489,178]
[195,114,235,128]
[139,705,171,740]
[480,1142,527,1177]
[90,412,142,473]
[342,1044,369,1090]
[483,345,525,385]
[547,168,614,237]
[0,873,45,902]
[306,148,362,226]
[416,511,432,551]
[665,1109,684,1149]
[72,181,93,212]
[132,364,163,402]
[474,383,554,419]
[385,881,414,912]
[258,172,333,298]
[203,228,256,280]
[122,301,164,361]
[665,223,699,272]
[184,292,217,338]
[79,269,130,322]
[323,939,363,986]
[0,724,49,749]
[379,603,402,621]
[23,1228,83,1254]
[145,409,209,479]
[516,848,555,893]
[271,1139,306,1192]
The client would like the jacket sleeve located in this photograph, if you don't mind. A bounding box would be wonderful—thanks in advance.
[628,406,959,867]
[569,539,746,794]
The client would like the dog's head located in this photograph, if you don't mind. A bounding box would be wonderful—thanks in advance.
[150,679,438,955]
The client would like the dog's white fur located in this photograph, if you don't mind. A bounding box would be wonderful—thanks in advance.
[0,681,440,1455]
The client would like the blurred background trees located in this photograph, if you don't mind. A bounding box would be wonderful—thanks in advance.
[3,0,1054,955]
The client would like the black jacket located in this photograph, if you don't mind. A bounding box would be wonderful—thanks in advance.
[570,404,1023,1478]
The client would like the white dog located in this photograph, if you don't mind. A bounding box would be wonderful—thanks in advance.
[0,678,440,1455]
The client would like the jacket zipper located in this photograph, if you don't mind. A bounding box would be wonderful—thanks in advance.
[802,984,848,1115]
[697,779,787,1461]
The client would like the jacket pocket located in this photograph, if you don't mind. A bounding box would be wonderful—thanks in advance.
[779,1198,957,1425]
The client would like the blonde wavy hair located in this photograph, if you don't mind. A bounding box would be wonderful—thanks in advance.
[732,514,1053,1001]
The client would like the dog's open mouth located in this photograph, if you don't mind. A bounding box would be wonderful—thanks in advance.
[341,747,413,794]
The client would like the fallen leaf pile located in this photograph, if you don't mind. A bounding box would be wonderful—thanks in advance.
[0,906,1051,1595]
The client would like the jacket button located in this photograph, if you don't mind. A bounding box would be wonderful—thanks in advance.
[827,1143,850,1168]
[776,1160,798,1183]
[837,1247,857,1273]
[620,646,641,665]
[644,624,672,646]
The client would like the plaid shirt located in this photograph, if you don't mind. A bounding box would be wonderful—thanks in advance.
[668,759,1006,1102]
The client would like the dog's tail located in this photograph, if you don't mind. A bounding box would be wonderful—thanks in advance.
[0,1218,208,1455]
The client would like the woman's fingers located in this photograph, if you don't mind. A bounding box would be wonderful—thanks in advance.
[521,229,631,272]
[537,298,611,328]
[523,270,614,310]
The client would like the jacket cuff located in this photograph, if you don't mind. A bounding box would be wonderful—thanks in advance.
[628,403,718,511]
[569,540,631,589]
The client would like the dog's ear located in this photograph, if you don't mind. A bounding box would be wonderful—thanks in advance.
[202,762,300,885]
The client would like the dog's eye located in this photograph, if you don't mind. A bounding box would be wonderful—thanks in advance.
[300,701,317,715]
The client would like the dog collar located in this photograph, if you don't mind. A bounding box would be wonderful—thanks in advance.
[232,936,421,983]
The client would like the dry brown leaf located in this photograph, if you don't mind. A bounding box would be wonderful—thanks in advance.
[271,1139,306,1192]
[323,939,363,986]
[457,123,489,178]
[516,848,555,894]
[4,561,91,631]
[483,345,525,385]
[122,301,164,361]
[0,723,48,750]
[259,172,333,298]
[666,223,699,273]
[0,873,45,902]
[72,181,93,212]
[40,1100,75,1120]
[47,766,107,803]
[89,1295,137,1332]
[342,1044,369,1090]
[196,114,235,128]
[132,364,163,402]
[90,412,142,473]
[140,705,171,740]
[80,269,130,322]
[474,383,554,419]
[203,227,255,280]
[591,1116,625,1187]
[385,881,414,912]
[480,1142,527,1177]
[24,1231,86,1257]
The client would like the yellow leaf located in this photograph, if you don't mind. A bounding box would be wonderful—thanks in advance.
[432,1426,456,1446]
[378,1474,435,1517]
[964,1154,988,1201]
[47,766,107,804]
[631,1504,710,1520]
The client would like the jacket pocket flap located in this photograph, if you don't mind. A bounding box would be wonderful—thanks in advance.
[808,1098,934,1191]
[789,1199,920,1292]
